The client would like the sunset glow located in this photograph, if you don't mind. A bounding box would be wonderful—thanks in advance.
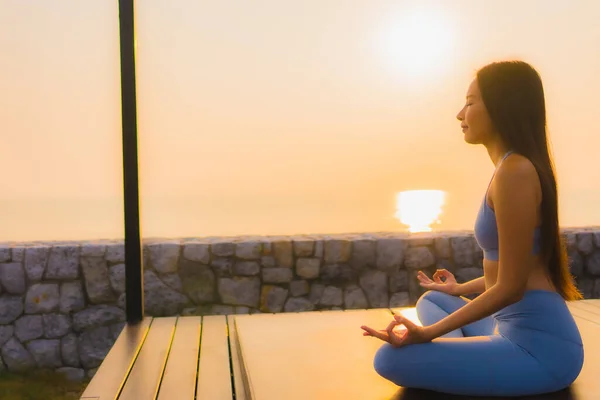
[395,190,446,233]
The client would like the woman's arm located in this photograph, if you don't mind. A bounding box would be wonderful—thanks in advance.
[453,276,486,296]
[425,155,540,340]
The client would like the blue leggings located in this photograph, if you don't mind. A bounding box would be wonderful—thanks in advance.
[373,290,584,397]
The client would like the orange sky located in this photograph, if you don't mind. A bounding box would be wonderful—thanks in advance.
[1,0,599,241]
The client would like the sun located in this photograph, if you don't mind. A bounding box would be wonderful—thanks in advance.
[376,7,455,78]
[394,190,446,233]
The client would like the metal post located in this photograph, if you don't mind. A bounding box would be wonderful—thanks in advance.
[118,0,144,323]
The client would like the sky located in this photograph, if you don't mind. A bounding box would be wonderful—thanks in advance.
[1,0,599,241]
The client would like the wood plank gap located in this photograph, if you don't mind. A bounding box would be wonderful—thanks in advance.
[233,316,255,400]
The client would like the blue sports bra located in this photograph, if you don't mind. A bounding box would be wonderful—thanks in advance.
[474,151,542,261]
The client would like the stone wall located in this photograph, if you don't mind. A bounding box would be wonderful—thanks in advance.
[1,227,599,380]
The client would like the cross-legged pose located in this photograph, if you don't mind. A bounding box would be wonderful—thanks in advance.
[361,60,584,397]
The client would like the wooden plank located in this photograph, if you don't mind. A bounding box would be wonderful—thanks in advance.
[234,309,401,400]
[156,317,201,400]
[196,315,233,400]
[582,299,600,309]
[227,315,247,400]
[117,317,177,400]
[80,317,152,400]
[569,301,600,317]
[568,302,600,326]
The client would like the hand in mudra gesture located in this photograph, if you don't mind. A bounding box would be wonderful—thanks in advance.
[361,314,432,347]
[417,269,459,295]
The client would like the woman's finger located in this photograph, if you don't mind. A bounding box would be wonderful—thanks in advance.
[417,271,433,284]
[361,326,390,342]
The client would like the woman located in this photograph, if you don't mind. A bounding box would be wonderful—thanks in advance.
[360,60,584,397]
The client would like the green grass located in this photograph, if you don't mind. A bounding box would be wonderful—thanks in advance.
[0,370,88,400]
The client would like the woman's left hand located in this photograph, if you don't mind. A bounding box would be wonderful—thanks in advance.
[360,314,433,347]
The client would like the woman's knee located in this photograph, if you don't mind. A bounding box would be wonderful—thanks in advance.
[373,343,410,384]
[416,290,454,309]
[373,343,396,380]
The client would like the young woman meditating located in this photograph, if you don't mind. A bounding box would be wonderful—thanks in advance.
[360,60,584,397]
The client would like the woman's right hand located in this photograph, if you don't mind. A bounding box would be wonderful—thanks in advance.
[417,269,460,296]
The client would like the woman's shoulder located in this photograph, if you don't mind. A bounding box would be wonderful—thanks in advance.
[493,152,541,197]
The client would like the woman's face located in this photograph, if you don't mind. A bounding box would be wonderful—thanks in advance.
[456,79,496,145]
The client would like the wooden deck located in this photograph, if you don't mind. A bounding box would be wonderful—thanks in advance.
[80,299,600,400]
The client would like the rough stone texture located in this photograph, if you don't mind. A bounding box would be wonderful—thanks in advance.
[296,258,320,279]
[161,273,183,292]
[81,243,106,258]
[0,295,24,324]
[273,240,294,268]
[148,242,180,274]
[577,233,595,255]
[46,245,80,280]
[359,270,388,307]
[261,256,276,268]
[289,280,310,297]
[434,237,451,259]
[211,305,235,315]
[0,263,26,294]
[376,239,405,270]
[569,251,584,276]
[106,243,125,263]
[0,326,13,347]
[12,246,26,263]
[309,283,325,305]
[61,333,80,367]
[451,236,475,267]
[234,261,261,276]
[81,256,115,304]
[78,326,114,369]
[179,260,215,304]
[73,305,125,332]
[284,297,314,312]
[349,239,376,269]
[26,283,60,314]
[293,239,314,257]
[218,277,260,307]
[319,286,343,307]
[14,315,44,342]
[24,246,50,282]
[60,282,86,314]
[262,268,293,284]
[144,270,190,316]
[344,285,368,309]
[0,247,9,263]
[389,270,408,292]
[27,339,61,368]
[235,242,262,260]
[260,285,289,313]
[588,251,600,276]
[404,247,436,269]
[182,242,210,263]
[211,258,233,276]
[2,337,35,372]
[390,292,410,308]
[324,239,352,264]
[43,314,72,338]
[212,241,235,257]
[108,264,125,294]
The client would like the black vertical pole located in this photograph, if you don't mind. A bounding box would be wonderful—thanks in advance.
[118,0,144,323]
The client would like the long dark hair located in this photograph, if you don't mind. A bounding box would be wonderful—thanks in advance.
[476,61,582,301]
